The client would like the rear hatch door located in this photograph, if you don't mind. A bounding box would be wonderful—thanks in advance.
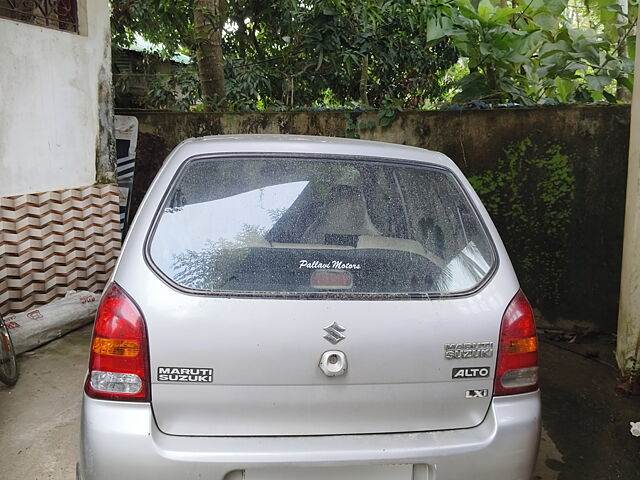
[136,287,505,436]
[134,154,505,436]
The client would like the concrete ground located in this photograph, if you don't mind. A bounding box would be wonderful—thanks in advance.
[0,325,637,479]
[0,326,89,480]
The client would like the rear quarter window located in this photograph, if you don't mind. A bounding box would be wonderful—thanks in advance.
[147,156,496,297]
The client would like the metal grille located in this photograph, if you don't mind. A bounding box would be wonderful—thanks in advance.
[0,0,78,33]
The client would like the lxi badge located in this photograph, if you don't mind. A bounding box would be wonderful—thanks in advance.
[465,389,489,399]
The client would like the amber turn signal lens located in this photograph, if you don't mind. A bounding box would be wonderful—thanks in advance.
[92,337,140,357]
[505,336,538,355]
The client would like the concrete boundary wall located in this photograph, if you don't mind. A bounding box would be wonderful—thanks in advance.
[117,106,630,332]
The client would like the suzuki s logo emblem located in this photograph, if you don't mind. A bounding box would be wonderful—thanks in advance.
[323,322,346,344]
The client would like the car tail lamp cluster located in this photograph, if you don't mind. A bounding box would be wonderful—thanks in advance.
[84,283,150,402]
[494,290,539,396]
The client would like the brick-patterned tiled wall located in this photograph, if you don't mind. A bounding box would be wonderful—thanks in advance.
[0,184,121,315]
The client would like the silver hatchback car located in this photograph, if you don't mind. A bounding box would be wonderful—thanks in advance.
[79,135,540,480]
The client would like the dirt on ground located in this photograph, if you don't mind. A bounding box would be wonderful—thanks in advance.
[536,329,640,480]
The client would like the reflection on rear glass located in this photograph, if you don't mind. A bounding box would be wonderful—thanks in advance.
[149,157,495,295]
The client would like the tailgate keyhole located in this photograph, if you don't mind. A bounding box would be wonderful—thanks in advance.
[319,350,347,377]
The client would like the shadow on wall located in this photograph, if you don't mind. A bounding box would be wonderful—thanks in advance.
[123,106,630,332]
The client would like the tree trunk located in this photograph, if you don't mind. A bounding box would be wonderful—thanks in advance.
[486,65,497,95]
[235,12,247,58]
[194,0,226,109]
[359,54,369,105]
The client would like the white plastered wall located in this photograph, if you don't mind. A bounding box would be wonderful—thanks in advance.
[0,0,111,197]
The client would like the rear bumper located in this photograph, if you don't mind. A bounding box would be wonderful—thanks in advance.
[79,391,540,480]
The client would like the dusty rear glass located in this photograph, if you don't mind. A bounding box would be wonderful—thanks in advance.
[148,156,495,296]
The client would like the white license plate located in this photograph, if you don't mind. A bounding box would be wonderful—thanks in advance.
[244,464,412,480]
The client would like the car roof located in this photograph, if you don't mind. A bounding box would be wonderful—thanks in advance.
[169,134,456,169]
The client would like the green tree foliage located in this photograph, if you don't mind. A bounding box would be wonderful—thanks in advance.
[111,0,636,110]
[111,0,193,54]
[427,0,636,104]
[223,0,458,109]
[111,0,459,110]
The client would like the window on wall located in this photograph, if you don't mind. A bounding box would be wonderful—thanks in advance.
[0,0,78,33]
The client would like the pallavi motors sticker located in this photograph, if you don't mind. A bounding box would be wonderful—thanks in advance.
[298,260,362,270]
[444,342,494,360]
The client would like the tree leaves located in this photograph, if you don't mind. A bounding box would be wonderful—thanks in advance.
[111,0,635,110]
[442,0,635,106]
[453,72,492,102]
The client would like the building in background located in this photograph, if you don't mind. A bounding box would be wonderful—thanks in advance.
[0,0,120,315]
[112,34,196,111]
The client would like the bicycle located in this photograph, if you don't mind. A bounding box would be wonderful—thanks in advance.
[0,313,18,386]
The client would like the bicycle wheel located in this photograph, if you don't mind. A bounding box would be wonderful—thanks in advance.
[0,314,18,386]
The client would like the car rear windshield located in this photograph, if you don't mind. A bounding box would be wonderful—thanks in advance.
[148,156,496,297]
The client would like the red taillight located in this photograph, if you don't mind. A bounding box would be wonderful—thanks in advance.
[494,290,539,396]
[84,283,150,402]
